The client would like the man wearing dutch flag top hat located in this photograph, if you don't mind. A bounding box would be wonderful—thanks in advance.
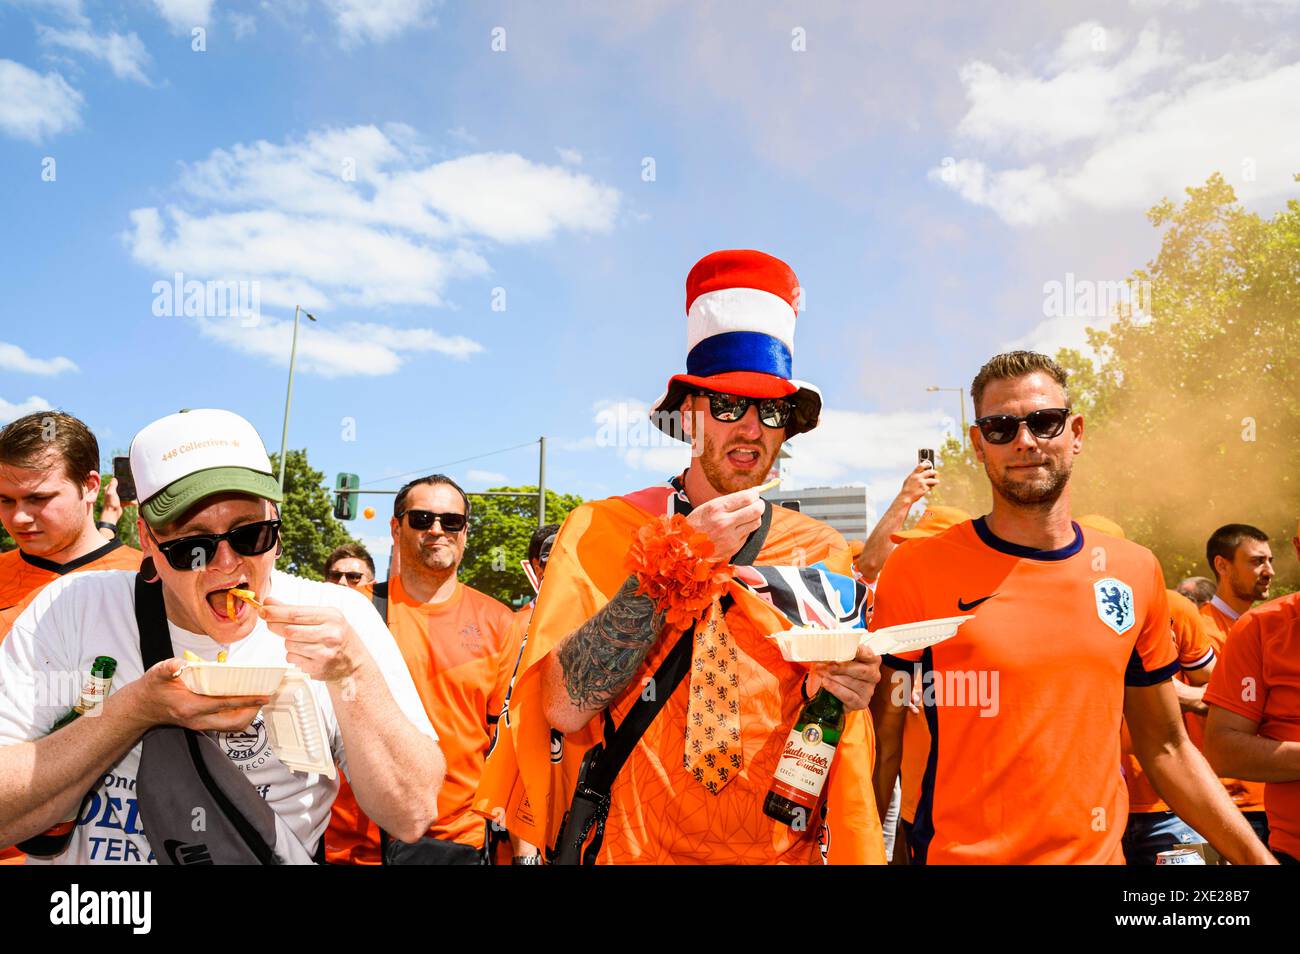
[474,250,886,864]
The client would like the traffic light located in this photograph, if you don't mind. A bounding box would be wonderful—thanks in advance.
[334,472,360,520]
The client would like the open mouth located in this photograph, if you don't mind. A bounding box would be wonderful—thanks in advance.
[726,447,762,469]
[205,582,251,621]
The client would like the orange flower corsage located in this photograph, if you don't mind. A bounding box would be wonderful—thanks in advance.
[624,513,731,632]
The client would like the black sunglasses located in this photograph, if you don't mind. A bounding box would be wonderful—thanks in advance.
[326,570,367,584]
[697,390,793,429]
[398,509,468,533]
[974,407,1072,445]
[148,519,281,571]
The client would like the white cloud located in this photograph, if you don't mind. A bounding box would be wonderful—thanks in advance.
[465,469,508,484]
[935,22,1300,225]
[557,147,583,165]
[194,314,482,377]
[151,0,215,31]
[324,0,436,46]
[123,125,620,316]
[954,25,1178,157]
[0,59,83,142]
[0,342,78,375]
[0,395,54,424]
[38,27,152,84]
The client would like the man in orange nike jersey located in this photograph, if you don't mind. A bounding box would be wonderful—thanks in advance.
[1197,523,1274,844]
[326,474,518,864]
[1205,520,1300,863]
[0,411,142,865]
[476,250,885,864]
[870,351,1272,865]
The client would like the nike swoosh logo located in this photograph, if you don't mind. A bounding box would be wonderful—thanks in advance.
[957,594,997,611]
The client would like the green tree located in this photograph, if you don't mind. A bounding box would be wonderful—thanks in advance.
[460,486,584,606]
[268,449,359,580]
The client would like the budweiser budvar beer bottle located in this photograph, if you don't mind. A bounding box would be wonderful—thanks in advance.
[764,686,844,827]
[18,656,118,857]
[51,655,117,731]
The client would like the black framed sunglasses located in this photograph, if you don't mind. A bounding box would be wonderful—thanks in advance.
[148,519,281,571]
[326,570,367,584]
[974,407,1072,445]
[697,390,793,429]
[398,509,468,533]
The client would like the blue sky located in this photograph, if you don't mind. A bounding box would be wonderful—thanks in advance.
[3,0,1299,571]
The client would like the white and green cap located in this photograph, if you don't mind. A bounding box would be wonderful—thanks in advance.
[129,409,282,529]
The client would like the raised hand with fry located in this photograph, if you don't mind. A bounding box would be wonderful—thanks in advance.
[258,598,371,682]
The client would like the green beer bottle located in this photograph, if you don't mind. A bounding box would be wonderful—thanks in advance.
[51,656,117,731]
[18,656,118,857]
[764,687,844,828]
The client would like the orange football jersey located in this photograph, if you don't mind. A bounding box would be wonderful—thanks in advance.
[1204,592,1300,860]
[873,518,1176,864]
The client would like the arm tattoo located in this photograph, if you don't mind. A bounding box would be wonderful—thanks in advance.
[559,575,666,712]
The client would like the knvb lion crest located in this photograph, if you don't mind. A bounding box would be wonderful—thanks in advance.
[1093,578,1135,635]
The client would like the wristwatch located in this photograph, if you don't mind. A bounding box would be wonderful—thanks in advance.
[96,521,118,538]
[512,854,542,865]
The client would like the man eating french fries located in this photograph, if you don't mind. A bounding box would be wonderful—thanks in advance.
[0,408,444,864]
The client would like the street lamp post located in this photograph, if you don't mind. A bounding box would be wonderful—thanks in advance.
[926,385,969,450]
[278,305,317,490]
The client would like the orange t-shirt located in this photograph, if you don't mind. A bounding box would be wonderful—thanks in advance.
[1120,590,1216,813]
[1194,600,1267,812]
[1204,592,1300,859]
[326,577,519,863]
[0,540,142,864]
[873,518,1177,864]
[0,541,142,638]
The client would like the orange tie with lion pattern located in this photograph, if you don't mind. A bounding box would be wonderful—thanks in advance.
[684,600,743,793]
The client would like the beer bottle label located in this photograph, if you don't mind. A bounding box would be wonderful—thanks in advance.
[79,673,111,713]
[769,723,837,811]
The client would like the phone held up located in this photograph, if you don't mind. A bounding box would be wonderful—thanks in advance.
[917,448,936,470]
[112,456,137,504]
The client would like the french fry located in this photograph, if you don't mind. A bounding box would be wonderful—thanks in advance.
[217,650,228,663]
[755,477,782,494]
[230,587,262,609]
[183,649,202,662]
[224,587,262,621]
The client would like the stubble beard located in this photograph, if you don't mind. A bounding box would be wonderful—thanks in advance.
[986,455,1073,508]
[697,431,776,496]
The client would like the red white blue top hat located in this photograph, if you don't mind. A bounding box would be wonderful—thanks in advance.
[651,249,822,439]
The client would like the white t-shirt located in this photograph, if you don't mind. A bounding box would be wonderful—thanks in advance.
[0,569,437,865]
